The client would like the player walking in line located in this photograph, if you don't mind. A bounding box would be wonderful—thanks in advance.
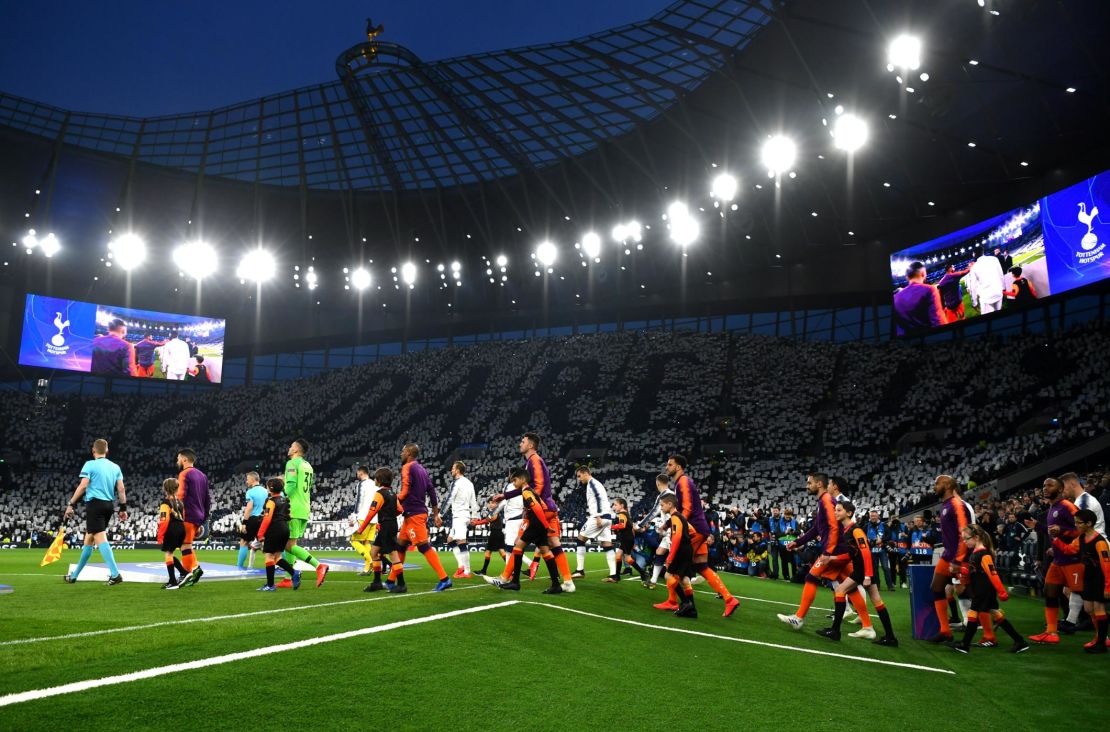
[350,465,378,575]
[571,466,617,580]
[641,474,674,588]
[817,501,897,646]
[1048,507,1110,651]
[443,461,479,579]
[156,478,188,589]
[174,448,211,588]
[237,471,267,570]
[778,472,846,630]
[950,525,1030,654]
[495,474,537,579]
[922,475,975,643]
[1029,477,1081,644]
[63,439,128,586]
[656,455,739,618]
[255,477,300,592]
[485,468,569,593]
[385,444,453,593]
[611,498,648,583]
[660,493,698,618]
[355,468,402,592]
[471,500,507,576]
[1059,472,1105,634]
[277,439,329,589]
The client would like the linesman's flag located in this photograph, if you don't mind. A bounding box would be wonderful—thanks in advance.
[40,525,67,567]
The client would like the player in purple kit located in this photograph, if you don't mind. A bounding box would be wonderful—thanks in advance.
[926,475,974,643]
[173,448,211,588]
[778,473,850,630]
[1030,477,1081,644]
[386,443,452,593]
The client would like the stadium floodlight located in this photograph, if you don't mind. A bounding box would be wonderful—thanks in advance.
[581,231,601,259]
[495,254,508,267]
[450,260,461,273]
[666,201,689,222]
[39,233,61,258]
[625,220,642,242]
[173,240,218,280]
[669,215,700,248]
[832,113,869,153]
[351,267,372,291]
[305,267,318,289]
[888,34,922,70]
[108,233,146,271]
[611,223,628,242]
[401,261,417,286]
[21,229,37,251]
[236,248,276,283]
[761,135,797,176]
[711,173,739,202]
[536,241,557,267]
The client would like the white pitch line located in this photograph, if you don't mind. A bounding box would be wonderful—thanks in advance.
[524,602,955,675]
[0,600,519,708]
[0,583,486,647]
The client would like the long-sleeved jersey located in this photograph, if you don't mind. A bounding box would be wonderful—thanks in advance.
[1074,492,1106,535]
[176,466,211,525]
[504,453,558,514]
[521,486,553,530]
[833,522,874,578]
[967,547,1007,600]
[399,460,439,517]
[354,478,377,525]
[283,456,314,521]
[646,488,675,530]
[1053,531,1110,595]
[443,476,479,520]
[666,512,693,566]
[584,477,612,521]
[938,496,972,562]
[156,497,185,545]
[793,492,840,554]
[257,494,291,539]
[673,474,711,536]
[612,510,634,544]
[357,486,401,534]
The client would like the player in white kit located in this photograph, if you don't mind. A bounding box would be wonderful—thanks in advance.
[571,466,617,580]
[498,476,535,577]
[640,473,674,588]
[443,461,480,578]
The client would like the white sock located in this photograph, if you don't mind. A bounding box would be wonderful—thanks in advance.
[959,597,971,622]
[1067,592,1084,624]
[451,546,461,568]
[605,549,617,577]
[651,562,664,584]
[576,545,587,572]
[460,545,470,572]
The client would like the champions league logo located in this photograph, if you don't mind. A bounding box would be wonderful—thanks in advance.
[46,311,70,355]
[1075,202,1106,265]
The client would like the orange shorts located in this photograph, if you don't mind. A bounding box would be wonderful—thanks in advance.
[399,514,430,546]
[135,364,155,378]
[1045,563,1084,592]
[811,556,852,582]
[183,522,199,544]
[690,530,710,562]
[934,558,961,583]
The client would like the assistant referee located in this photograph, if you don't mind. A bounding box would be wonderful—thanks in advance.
[63,439,129,585]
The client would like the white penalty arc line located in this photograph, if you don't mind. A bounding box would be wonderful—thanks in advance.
[524,602,955,676]
[0,583,486,647]
[0,600,520,709]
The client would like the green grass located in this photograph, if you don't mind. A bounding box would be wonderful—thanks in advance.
[1,549,1107,730]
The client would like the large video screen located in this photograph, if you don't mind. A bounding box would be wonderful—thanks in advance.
[890,168,1109,335]
[18,294,225,383]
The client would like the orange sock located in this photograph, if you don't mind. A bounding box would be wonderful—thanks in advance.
[389,551,406,581]
[980,613,996,642]
[372,559,381,572]
[666,575,680,603]
[849,591,872,628]
[554,551,572,581]
[502,552,518,581]
[181,552,196,571]
[422,546,448,580]
[797,582,818,618]
[683,585,694,598]
[1046,605,1059,633]
[698,566,733,601]
[934,599,952,635]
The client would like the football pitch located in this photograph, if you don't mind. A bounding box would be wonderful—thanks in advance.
[1,550,1107,731]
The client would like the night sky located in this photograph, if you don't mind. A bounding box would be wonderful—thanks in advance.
[0,1,665,117]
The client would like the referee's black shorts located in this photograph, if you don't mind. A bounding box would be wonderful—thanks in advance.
[85,499,115,534]
[240,516,263,541]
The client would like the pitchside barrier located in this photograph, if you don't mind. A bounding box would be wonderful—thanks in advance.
[909,563,941,640]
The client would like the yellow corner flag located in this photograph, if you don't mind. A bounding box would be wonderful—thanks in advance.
[40,525,67,567]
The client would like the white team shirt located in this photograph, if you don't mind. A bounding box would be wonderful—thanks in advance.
[444,476,479,520]
[502,482,524,521]
[584,478,612,520]
[652,489,676,530]
[355,478,378,525]
[1076,492,1106,535]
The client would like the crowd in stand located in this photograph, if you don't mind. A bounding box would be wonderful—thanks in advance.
[1,323,1108,557]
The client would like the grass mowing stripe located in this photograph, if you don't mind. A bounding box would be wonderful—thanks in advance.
[0,583,486,647]
[524,601,956,675]
[0,600,520,709]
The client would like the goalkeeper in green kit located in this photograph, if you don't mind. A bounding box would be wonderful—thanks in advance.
[276,438,330,588]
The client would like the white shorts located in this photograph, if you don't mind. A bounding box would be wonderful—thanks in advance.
[448,516,470,543]
[657,533,672,552]
[504,518,524,547]
[578,518,613,543]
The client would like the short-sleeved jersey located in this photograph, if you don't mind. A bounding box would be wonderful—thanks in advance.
[177,466,211,524]
[398,460,438,517]
[1046,499,1080,566]
[584,478,612,520]
[245,485,268,517]
[79,457,122,502]
[938,496,972,562]
[673,474,712,536]
[284,456,315,520]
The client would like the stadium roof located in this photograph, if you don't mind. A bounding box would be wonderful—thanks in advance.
[0,1,775,192]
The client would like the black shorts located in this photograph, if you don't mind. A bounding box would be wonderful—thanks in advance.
[85,499,115,534]
[373,527,399,555]
[486,529,505,550]
[850,560,879,587]
[262,523,290,554]
[161,521,186,552]
[667,546,695,578]
[240,516,263,541]
[520,519,550,549]
[969,593,1000,613]
[618,537,635,554]
[1081,570,1107,602]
